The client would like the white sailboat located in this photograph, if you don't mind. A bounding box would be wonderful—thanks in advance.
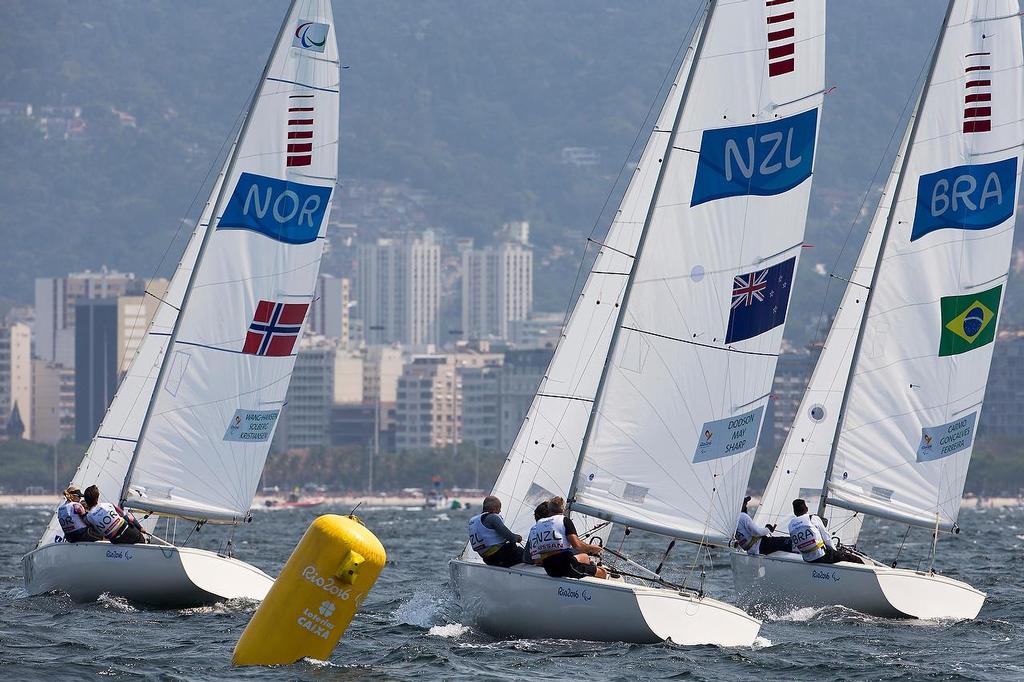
[23,0,340,607]
[732,0,1023,620]
[451,0,827,645]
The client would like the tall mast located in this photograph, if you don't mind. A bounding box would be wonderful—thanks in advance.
[817,0,956,517]
[567,0,716,510]
[118,1,298,507]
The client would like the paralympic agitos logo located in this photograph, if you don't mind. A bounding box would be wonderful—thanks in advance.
[292,20,329,53]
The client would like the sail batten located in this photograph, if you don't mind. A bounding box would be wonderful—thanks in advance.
[572,0,827,543]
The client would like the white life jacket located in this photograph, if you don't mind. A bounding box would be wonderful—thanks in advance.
[57,500,89,535]
[468,513,507,555]
[86,502,127,540]
[527,514,572,561]
[789,513,826,562]
[734,512,763,554]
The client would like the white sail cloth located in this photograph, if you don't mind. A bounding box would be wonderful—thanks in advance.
[827,0,1024,531]
[482,17,703,543]
[573,0,826,544]
[123,1,340,522]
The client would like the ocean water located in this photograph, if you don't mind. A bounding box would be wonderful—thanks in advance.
[1,503,1022,680]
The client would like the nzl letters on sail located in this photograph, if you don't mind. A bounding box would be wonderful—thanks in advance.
[218,172,332,244]
[911,157,1018,241]
[690,108,817,207]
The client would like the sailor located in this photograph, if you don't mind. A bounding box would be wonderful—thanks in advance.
[735,496,790,555]
[523,500,551,565]
[83,485,148,545]
[467,495,523,568]
[788,499,862,564]
[57,486,101,543]
[527,497,607,580]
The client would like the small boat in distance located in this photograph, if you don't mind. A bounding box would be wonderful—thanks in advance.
[733,0,1024,620]
[452,0,827,646]
[23,0,340,607]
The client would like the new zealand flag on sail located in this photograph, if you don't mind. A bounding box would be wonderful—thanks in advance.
[725,257,796,344]
[242,300,309,357]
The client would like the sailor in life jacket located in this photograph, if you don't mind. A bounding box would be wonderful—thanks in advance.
[57,486,102,543]
[735,495,791,556]
[788,498,836,563]
[526,496,607,580]
[82,485,148,545]
[467,495,524,568]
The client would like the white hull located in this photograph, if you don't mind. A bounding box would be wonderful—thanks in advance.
[730,550,985,620]
[23,541,274,608]
[450,559,761,646]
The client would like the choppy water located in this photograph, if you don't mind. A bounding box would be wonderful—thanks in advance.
[1,503,1022,680]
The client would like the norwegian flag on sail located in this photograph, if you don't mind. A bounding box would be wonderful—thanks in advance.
[242,300,309,356]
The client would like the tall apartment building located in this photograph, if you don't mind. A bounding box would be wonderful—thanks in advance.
[116,278,168,375]
[394,356,461,451]
[310,274,352,345]
[35,268,144,366]
[0,323,32,439]
[32,360,75,444]
[460,363,502,451]
[497,348,554,452]
[462,242,533,341]
[273,336,337,451]
[74,299,119,443]
[356,232,441,346]
[980,331,1024,437]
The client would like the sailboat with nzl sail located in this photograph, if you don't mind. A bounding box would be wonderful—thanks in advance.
[732,0,1023,620]
[22,0,340,607]
[451,0,827,645]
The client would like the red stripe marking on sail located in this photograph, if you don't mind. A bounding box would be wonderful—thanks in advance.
[287,143,313,153]
[964,106,992,118]
[289,94,314,98]
[965,65,991,72]
[966,79,991,88]
[288,119,314,125]
[767,12,794,23]
[769,59,795,77]
[965,93,992,103]
[288,131,313,139]
[963,120,991,133]
[769,43,795,59]
[289,107,314,112]
[287,155,312,167]
[768,28,795,42]
[765,0,793,5]
[965,52,991,57]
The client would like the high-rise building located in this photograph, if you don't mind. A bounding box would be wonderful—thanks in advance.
[31,360,75,444]
[0,323,32,439]
[498,348,553,452]
[461,242,533,340]
[310,274,352,345]
[35,268,144,366]
[333,349,364,404]
[356,232,441,346]
[394,356,460,451]
[273,335,337,451]
[116,279,168,375]
[980,331,1024,437]
[74,299,119,443]
[460,363,501,451]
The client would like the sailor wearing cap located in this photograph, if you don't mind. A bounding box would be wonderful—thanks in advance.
[57,486,101,543]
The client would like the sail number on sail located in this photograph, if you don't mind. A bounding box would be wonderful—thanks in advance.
[690,108,818,206]
[218,172,333,244]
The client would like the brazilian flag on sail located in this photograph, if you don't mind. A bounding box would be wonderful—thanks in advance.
[938,284,1001,357]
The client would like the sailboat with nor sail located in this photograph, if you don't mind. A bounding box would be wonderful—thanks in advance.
[23,0,340,607]
[732,0,1023,620]
[451,0,826,645]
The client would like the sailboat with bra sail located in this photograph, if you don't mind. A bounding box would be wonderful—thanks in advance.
[732,0,1023,620]
[22,0,340,607]
[451,0,827,645]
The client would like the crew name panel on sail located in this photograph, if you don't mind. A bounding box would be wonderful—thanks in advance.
[693,406,764,463]
[218,172,332,244]
[690,108,817,206]
[911,157,1018,241]
[917,411,977,462]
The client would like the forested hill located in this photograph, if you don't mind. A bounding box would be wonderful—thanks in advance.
[2,1,1023,340]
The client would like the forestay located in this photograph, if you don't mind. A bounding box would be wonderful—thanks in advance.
[572,0,826,545]
[826,0,1024,531]
[121,0,340,522]
[479,16,705,545]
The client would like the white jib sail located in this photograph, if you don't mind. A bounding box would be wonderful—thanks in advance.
[479,16,706,547]
[121,1,340,522]
[826,0,1024,531]
[754,117,915,547]
[572,0,827,545]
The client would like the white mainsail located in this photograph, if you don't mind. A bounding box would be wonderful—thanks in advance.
[823,0,1024,532]
[482,17,704,542]
[570,0,827,545]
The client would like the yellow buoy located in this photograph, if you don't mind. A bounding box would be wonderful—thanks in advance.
[232,514,386,666]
